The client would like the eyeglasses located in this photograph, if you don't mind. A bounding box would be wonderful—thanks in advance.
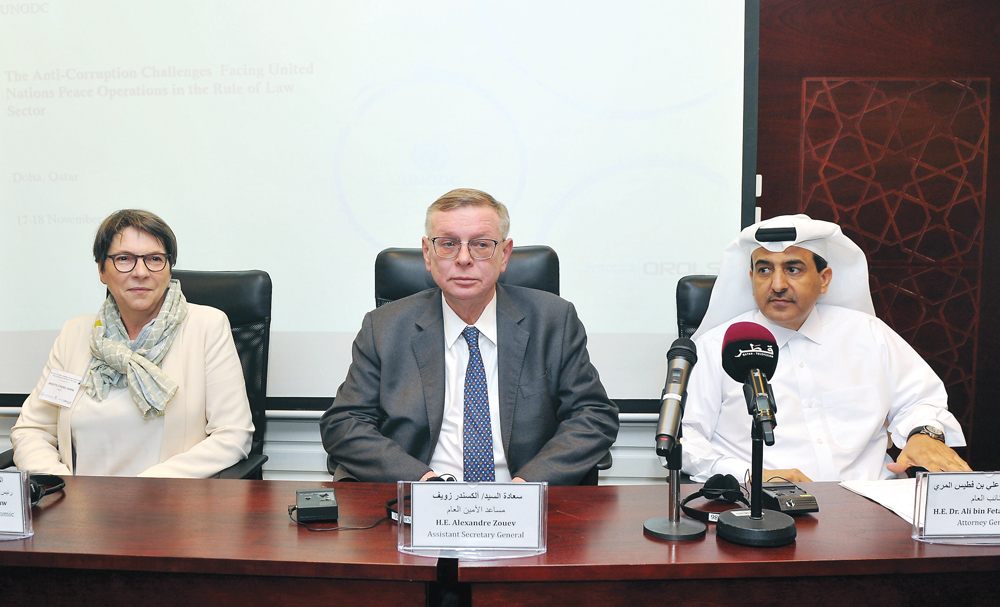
[105,253,170,273]
[430,238,500,260]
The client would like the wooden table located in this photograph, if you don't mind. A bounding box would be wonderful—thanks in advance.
[459,482,1000,607]
[0,477,436,606]
[5,479,1000,606]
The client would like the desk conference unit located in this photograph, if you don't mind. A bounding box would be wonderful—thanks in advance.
[2,478,999,606]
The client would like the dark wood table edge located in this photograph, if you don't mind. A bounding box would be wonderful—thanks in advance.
[0,551,441,581]
[456,551,1000,583]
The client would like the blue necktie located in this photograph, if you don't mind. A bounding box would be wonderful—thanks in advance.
[462,326,495,482]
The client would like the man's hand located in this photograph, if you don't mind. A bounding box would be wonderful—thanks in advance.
[887,435,972,475]
[419,470,438,481]
[760,468,812,483]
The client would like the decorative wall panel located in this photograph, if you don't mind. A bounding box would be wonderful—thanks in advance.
[800,78,989,430]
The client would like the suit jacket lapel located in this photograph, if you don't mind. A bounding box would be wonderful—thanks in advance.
[412,292,446,454]
[496,285,528,456]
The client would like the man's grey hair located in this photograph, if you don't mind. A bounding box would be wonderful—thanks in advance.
[425,188,510,240]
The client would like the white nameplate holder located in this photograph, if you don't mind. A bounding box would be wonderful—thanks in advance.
[913,471,1000,544]
[397,481,547,560]
[0,470,34,540]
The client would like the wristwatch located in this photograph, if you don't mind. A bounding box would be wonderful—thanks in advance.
[907,425,945,443]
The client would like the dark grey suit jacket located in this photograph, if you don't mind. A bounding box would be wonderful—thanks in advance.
[319,284,619,485]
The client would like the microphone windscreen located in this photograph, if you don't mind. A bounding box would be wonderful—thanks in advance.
[667,337,697,365]
[721,322,778,382]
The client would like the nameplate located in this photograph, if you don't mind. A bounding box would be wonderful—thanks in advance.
[913,471,1000,544]
[38,369,82,408]
[397,481,548,559]
[0,470,34,540]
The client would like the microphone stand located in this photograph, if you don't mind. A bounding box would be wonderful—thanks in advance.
[643,442,706,541]
[715,382,797,547]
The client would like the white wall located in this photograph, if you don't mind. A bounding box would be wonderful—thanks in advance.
[260,411,665,484]
[0,409,14,455]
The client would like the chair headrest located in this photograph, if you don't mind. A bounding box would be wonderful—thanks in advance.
[374,246,559,307]
[171,269,272,326]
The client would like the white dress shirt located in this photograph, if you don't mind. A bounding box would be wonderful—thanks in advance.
[428,291,512,481]
[681,304,966,482]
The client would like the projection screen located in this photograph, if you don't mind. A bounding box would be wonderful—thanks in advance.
[1,1,747,399]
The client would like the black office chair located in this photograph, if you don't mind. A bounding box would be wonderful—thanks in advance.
[1,270,272,478]
[328,245,613,484]
[172,269,271,479]
[676,275,717,339]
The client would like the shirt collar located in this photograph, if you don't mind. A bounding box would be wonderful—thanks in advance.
[751,305,823,348]
[442,290,498,349]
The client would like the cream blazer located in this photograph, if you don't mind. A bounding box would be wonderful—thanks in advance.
[12,304,254,477]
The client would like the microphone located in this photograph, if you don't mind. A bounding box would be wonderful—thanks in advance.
[655,337,697,456]
[721,322,779,445]
[713,322,798,547]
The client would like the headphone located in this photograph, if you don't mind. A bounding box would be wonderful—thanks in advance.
[29,474,66,507]
[681,473,749,523]
[386,495,411,524]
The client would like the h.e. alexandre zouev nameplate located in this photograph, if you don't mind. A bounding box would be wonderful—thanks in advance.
[409,481,546,553]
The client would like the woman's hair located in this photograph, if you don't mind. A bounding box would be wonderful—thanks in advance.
[425,188,510,240]
[93,209,178,268]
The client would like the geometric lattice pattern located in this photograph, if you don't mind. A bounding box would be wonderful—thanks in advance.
[800,78,990,435]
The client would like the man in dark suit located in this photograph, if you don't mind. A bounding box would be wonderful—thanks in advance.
[320,188,618,485]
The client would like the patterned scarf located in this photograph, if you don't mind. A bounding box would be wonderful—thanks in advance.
[82,278,189,419]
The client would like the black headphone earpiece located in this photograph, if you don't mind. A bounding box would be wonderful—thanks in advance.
[681,474,749,523]
[29,473,66,507]
[700,473,745,502]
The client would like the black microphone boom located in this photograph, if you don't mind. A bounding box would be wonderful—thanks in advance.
[744,368,776,445]
[655,338,697,456]
[721,322,779,446]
